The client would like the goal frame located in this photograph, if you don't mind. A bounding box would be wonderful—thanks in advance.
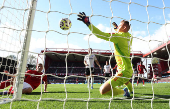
[5,0,38,101]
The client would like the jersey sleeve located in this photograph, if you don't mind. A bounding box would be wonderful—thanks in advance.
[25,70,32,77]
[88,24,129,44]
[43,75,47,82]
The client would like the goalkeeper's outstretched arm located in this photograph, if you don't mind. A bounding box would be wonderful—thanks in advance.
[77,12,118,43]
[77,12,132,44]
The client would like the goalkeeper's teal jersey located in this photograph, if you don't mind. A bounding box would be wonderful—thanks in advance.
[88,24,133,77]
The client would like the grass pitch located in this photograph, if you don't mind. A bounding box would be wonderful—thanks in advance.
[0,83,170,109]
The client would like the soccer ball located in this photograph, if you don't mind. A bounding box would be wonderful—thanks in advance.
[59,18,72,30]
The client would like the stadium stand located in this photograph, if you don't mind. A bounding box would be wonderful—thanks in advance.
[143,40,170,82]
[43,48,142,84]
[0,57,17,81]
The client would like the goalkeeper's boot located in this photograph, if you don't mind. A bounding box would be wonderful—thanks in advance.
[91,86,93,89]
[123,87,130,97]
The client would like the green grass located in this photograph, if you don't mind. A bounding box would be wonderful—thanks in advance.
[0,83,170,109]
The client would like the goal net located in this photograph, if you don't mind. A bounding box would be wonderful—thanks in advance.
[0,0,37,105]
[0,0,170,109]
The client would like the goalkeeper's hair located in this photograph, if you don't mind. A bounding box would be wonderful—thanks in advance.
[121,20,130,32]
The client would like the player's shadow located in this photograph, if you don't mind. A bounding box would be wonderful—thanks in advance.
[54,91,91,93]
[26,91,90,95]
[25,92,44,95]
[143,93,170,99]
[131,91,170,99]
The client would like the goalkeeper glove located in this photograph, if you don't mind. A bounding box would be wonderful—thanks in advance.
[112,22,118,31]
[77,12,91,26]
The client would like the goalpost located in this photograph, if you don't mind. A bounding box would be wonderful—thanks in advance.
[0,0,170,109]
[14,0,37,100]
[0,0,37,104]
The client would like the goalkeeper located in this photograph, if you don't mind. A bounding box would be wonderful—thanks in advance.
[77,12,133,97]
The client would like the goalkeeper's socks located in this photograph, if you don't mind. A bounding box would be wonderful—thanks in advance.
[125,82,132,93]
[0,79,12,89]
[143,80,145,85]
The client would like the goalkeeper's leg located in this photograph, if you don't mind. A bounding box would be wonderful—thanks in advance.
[99,81,124,96]
[99,73,130,97]
[124,81,133,93]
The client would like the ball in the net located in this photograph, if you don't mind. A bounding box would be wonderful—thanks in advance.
[59,18,72,30]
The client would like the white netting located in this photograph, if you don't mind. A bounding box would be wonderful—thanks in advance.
[0,0,31,104]
[0,0,170,109]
